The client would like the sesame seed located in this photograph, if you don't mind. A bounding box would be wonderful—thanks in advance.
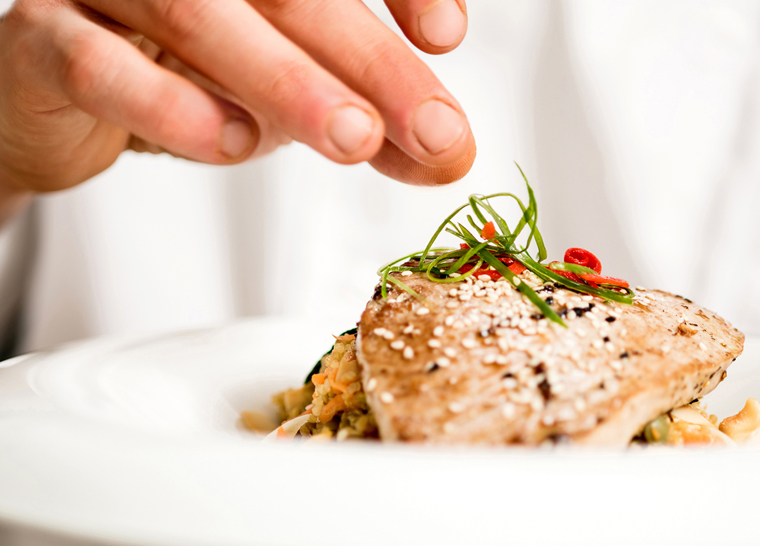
[446,301,459,309]
[503,378,518,389]
[483,353,497,364]
[436,357,451,368]
[448,377,459,385]
[380,392,394,403]
[433,326,444,337]
[592,340,603,349]
[448,402,465,413]
[513,278,521,286]
[443,347,457,358]
[401,270,413,277]
[373,328,387,336]
[449,288,458,297]
[475,289,487,297]
[477,275,491,282]
[382,330,395,340]
[428,339,442,348]
[403,324,414,334]
[390,340,405,350]
[501,403,516,418]
[605,342,615,352]
[459,293,472,301]
[699,342,707,351]
[366,378,377,392]
[416,307,430,316]
[462,338,477,349]
[541,415,555,426]
[403,346,414,359]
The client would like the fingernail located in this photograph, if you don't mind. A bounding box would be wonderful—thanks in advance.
[412,100,465,154]
[419,0,466,47]
[328,105,374,154]
[220,119,253,159]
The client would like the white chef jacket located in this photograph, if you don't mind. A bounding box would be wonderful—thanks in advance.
[2,0,759,358]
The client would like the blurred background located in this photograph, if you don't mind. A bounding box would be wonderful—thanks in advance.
[2,0,759,356]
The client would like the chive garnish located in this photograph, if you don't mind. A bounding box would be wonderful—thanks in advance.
[376,164,635,327]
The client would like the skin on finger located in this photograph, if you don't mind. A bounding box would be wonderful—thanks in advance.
[51,9,260,165]
[153,51,293,159]
[384,0,468,54]
[369,131,476,186]
[79,0,385,165]
[252,0,474,172]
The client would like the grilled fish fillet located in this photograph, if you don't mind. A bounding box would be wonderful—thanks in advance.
[357,272,744,447]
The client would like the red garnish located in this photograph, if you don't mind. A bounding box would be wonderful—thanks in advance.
[499,256,526,274]
[481,221,496,240]
[460,243,470,250]
[549,261,583,283]
[459,256,525,280]
[549,248,629,289]
[564,248,602,274]
[578,273,629,288]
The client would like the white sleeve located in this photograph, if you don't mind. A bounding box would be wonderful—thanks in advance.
[0,204,35,358]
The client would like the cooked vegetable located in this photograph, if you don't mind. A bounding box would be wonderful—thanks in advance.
[303,327,358,384]
[643,415,670,443]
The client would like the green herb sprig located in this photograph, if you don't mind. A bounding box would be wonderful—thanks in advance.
[376,164,635,327]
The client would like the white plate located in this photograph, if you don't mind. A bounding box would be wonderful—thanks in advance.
[0,318,758,546]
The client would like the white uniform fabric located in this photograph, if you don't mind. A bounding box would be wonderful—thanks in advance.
[2,0,760,357]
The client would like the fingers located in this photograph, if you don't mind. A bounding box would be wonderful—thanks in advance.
[370,133,476,186]
[384,0,468,54]
[79,0,386,165]
[252,0,474,172]
[50,8,260,164]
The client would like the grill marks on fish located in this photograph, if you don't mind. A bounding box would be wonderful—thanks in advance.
[356,272,744,446]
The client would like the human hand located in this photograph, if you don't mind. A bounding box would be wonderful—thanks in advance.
[0,0,475,209]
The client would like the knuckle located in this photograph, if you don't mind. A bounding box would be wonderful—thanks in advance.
[266,60,311,107]
[255,0,310,17]
[349,38,404,89]
[146,0,212,43]
[59,32,110,102]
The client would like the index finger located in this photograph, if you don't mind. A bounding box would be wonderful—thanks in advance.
[253,0,475,170]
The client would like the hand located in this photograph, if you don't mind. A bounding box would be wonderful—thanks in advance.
[0,0,476,214]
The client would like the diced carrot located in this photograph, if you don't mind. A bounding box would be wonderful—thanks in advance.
[481,221,496,240]
[331,381,349,393]
[319,395,347,423]
[312,373,326,385]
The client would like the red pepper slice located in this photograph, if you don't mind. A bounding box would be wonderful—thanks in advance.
[481,221,496,240]
[499,256,526,275]
[578,273,629,288]
[459,258,524,280]
[564,248,602,274]
[548,261,583,283]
